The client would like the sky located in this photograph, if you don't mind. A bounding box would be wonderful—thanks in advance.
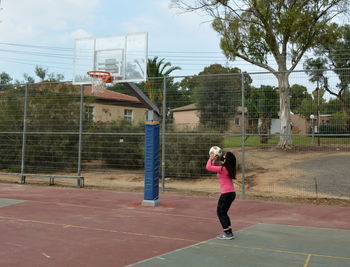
[0,0,341,97]
[0,0,241,82]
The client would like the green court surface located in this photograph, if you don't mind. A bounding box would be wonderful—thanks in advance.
[131,224,350,267]
[0,198,25,208]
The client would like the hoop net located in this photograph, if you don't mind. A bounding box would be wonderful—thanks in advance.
[87,71,113,94]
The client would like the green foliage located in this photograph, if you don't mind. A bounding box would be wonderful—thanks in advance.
[297,98,317,120]
[209,1,347,70]
[224,136,279,147]
[35,66,48,81]
[0,88,24,170]
[175,0,349,147]
[0,84,81,172]
[297,92,327,120]
[223,135,350,147]
[329,111,349,125]
[194,64,250,131]
[323,98,344,115]
[304,58,328,85]
[196,76,233,130]
[290,84,312,113]
[246,85,279,143]
[306,24,350,130]
[142,57,182,108]
[164,132,223,178]
[319,124,349,137]
[0,72,13,90]
[83,121,145,169]
[0,85,147,172]
[27,84,81,132]
[34,66,65,82]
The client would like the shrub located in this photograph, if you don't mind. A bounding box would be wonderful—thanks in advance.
[164,132,223,178]
[83,121,145,169]
[319,124,348,138]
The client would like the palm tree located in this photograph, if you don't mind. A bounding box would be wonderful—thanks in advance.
[147,57,181,78]
[144,57,181,104]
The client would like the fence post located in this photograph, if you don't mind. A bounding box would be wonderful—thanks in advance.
[314,177,319,199]
[19,83,29,183]
[77,85,84,179]
[161,76,167,192]
[241,73,246,196]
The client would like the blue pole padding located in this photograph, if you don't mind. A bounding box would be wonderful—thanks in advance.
[144,121,160,201]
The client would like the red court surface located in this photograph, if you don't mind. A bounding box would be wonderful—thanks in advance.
[0,183,350,267]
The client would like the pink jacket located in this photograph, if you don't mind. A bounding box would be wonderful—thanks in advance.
[206,159,235,194]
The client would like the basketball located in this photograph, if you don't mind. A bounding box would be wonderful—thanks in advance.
[209,146,222,158]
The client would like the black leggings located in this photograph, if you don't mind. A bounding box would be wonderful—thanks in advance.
[217,192,236,229]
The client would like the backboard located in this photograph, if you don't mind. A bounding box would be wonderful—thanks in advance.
[73,32,148,85]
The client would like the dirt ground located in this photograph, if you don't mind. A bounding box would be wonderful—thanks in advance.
[1,147,349,206]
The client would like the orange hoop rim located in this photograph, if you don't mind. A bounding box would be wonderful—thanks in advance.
[87,70,111,79]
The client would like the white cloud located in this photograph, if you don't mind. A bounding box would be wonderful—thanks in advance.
[69,29,93,39]
[58,29,93,43]
[121,16,159,33]
[0,0,100,43]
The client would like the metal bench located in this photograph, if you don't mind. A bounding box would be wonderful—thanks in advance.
[17,174,84,188]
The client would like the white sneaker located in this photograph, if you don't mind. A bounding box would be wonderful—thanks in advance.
[216,233,235,240]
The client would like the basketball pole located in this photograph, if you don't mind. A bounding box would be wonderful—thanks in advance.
[123,82,161,207]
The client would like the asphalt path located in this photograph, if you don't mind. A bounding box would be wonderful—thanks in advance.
[283,154,350,197]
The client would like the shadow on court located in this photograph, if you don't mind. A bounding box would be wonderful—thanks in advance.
[0,183,349,267]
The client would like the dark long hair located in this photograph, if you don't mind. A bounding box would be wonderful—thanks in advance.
[222,152,236,179]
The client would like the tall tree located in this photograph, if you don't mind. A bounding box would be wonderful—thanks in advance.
[195,64,251,131]
[143,56,182,110]
[0,72,13,90]
[35,66,65,82]
[290,84,312,113]
[305,24,350,130]
[246,85,279,143]
[35,66,48,81]
[173,0,349,148]
[297,89,326,120]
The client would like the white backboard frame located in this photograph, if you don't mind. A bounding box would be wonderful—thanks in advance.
[73,32,148,85]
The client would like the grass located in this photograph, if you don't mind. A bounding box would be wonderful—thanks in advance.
[224,135,350,147]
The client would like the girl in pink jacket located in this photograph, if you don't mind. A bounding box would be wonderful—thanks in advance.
[206,151,237,240]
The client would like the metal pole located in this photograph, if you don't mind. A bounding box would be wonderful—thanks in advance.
[20,83,29,183]
[77,85,84,177]
[311,119,314,144]
[241,73,246,196]
[317,83,320,146]
[161,76,167,192]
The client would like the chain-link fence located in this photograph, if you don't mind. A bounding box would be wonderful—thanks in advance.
[0,69,349,201]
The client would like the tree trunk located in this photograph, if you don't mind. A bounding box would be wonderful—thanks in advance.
[277,73,292,148]
[339,97,350,131]
[259,118,269,144]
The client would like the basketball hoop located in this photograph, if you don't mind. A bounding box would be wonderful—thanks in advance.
[87,71,114,94]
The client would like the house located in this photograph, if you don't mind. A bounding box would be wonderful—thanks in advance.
[83,86,148,124]
[171,103,315,134]
[171,104,200,130]
[0,84,149,125]
[271,113,309,134]
[171,103,256,133]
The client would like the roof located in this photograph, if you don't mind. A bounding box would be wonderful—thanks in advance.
[171,103,198,112]
[0,84,144,108]
[172,103,248,113]
[83,86,141,103]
